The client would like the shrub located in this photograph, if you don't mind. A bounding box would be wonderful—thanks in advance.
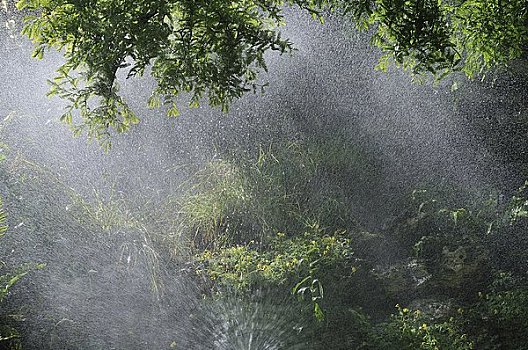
[375,305,474,350]
[463,272,528,350]
[195,222,356,321]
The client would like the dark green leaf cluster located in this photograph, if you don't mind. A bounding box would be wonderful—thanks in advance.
[450,0,528,78]
[375,306,474,350]
[467,279,528,349]
[353,0,528,78]
[372,0,458,76]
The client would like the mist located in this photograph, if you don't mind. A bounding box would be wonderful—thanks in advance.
[1,5,527,350]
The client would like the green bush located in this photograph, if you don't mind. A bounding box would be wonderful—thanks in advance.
[462,273,528,350]
[195,222,355,321]
[390,189,494,253]
[375,306,474,350]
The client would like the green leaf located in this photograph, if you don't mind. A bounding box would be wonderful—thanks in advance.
[147,95,161,109]
[0,197,7,236]
[167,103,180,118]
[129,114,140,125]
[60,112,73,125]
[15,0,27,10]
[292,275,312,295]
[314,302,324,321]
[32,46,44,60]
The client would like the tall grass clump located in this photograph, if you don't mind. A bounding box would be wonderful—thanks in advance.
[178,137,377,250]
[0,144,175,346]
[0,196,22,350]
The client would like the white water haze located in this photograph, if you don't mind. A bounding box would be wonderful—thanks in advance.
[0,6,526,350]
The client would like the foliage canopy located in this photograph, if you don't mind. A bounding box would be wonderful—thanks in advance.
[13,0,528,145]
[366,0,528,79]
[15,0,345,146]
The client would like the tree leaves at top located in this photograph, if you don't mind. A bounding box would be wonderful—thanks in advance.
[450,0,528,78]
[16,0,342,148]
[15,0,528,146]
[355,0,528,79]
[370,0,458,76]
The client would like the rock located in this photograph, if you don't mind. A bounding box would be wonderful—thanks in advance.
[408,298,457,320]
[373,259,432,301]
[435,242,491,296]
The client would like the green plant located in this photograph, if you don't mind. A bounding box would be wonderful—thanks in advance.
[179,140,361,250]
[376,305,474,350]
[0,196,21,349]
[506,180,528,223]
[195,222,355,320]
[179,158,254,249]
[390,189,492,258]
[72,185,140,232]
[464,273,528,350]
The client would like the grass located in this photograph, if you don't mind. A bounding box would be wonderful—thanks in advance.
[176,138,375,251]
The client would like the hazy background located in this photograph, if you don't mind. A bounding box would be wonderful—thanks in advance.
[0,6,526,349]
[1,9,520,217]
